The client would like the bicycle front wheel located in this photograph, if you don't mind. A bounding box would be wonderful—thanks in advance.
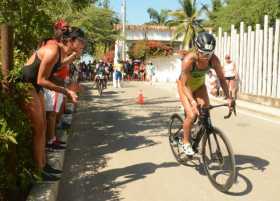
[202,127,236,192]
[168,114,185,163]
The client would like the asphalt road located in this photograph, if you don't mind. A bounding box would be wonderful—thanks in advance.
[57,81,280,201]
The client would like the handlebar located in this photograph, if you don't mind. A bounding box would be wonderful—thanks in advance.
[202,100,237,119]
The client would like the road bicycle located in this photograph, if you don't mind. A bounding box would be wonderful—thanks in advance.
[168,103,237,192]
[95,74,106,96]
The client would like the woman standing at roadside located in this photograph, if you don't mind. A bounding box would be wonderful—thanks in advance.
[19,26,86,181]
[223,55,238,99]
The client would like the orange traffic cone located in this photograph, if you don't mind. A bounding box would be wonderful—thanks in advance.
[137,90,145,104]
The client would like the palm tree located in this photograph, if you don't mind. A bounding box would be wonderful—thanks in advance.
[167,0,205,50]
[147,8,171,25]
[201,0,223,29]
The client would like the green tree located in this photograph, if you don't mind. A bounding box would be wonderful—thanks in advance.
[147,8,171,25]
[0,0,54,56]
[128,41,148,60]
[167,0,205,50]
[71,5,119,56]
[201,0,223,29]
[0,0,117,57]
[210,0,280,31]
[98,0,110,8]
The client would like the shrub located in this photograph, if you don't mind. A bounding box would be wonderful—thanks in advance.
[128,40,173,60]
[0,63,37,200]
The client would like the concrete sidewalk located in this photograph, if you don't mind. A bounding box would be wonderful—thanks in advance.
[27,104,74,201]
[149,81,280,121]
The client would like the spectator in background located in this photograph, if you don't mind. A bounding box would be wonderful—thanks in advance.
[108,62,114,81]
[44,65,69,152]
[82,62,87,81]
[123,60,130,81]
[133,61,140,80]
[146,61,156,85]
[78,63,83,81]
[114,61,123,88]
[85,62,91,81]
[70,63,78,82]
[206,69,220,97]
[140,62,146,81]
[223,55,238,99]
[128,60,134,81]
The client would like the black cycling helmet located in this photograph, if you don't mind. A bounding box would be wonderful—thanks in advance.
[194,32,216,53]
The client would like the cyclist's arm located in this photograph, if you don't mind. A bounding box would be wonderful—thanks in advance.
[211,55,231,98]
[177,79,192,111]
[179,54,197,105]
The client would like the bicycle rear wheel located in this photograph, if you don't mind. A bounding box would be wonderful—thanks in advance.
[168,114,185,163]
[202,127,236,192]
[97,80,103,96]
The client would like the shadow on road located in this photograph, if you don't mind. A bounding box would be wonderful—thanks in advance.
[178,154,269,196]
[58,84,178,201]
[80,162,179,201]
[226,154,269,196]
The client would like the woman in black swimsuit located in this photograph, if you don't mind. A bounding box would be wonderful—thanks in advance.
[20,27,86,179]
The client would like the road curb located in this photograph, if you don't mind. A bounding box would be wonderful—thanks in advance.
[26,104,74,201]
[27,131,67,201]
[210,96,280,120]
[150,81,280,120]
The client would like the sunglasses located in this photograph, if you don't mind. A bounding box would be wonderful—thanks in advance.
[198,50,213,57]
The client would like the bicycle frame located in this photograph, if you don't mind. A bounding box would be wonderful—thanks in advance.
[191,103,236,152]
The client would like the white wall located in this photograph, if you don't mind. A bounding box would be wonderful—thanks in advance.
[149,55,181,82]
[126,30,182,42]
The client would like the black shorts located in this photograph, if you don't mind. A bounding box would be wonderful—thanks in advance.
[225,76,235,80]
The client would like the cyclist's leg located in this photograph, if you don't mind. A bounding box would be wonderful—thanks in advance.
[193,85,210,108]
[182,106,196,144]
[95,75,99,86]
[176,81,196,145]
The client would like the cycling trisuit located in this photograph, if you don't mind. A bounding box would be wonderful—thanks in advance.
[96,65,105,75]
[20,47,62,93]
[186,61,212,92]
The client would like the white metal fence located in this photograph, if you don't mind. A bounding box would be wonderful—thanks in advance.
[214,15,280,99]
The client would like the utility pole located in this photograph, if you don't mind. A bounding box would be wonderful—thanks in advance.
[121,0,126,61]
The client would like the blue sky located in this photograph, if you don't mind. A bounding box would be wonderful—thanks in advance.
[111,0,211,25]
